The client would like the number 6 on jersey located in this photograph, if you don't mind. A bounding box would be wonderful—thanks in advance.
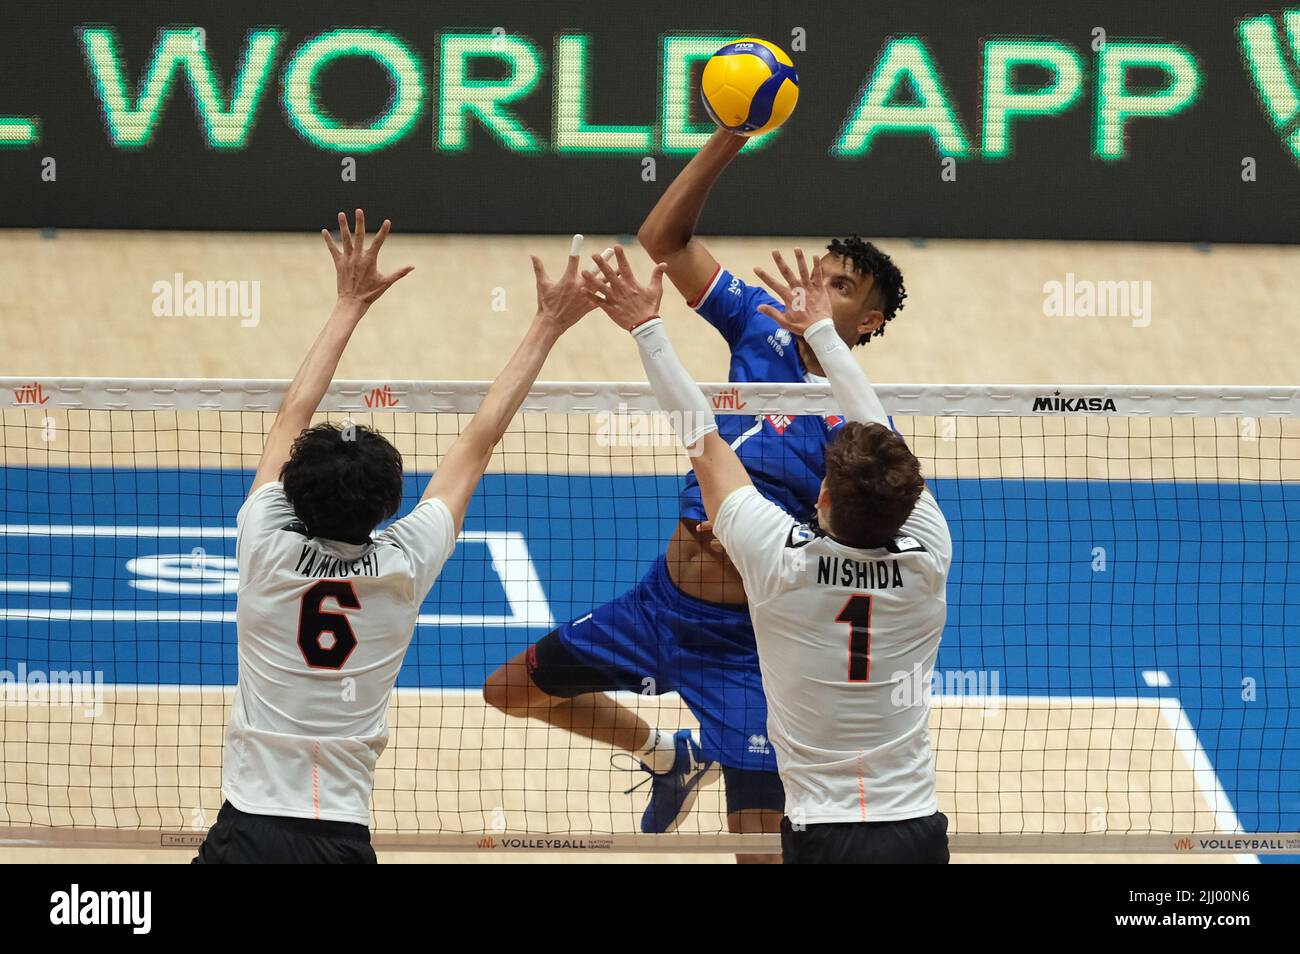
[298,580,361,670]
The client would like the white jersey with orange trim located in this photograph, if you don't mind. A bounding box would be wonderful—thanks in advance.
[222,482,455,825]
[712,485,952,825]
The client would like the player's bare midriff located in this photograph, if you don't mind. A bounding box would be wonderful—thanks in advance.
[665,518,748,606]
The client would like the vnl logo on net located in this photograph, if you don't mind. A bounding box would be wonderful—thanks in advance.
[0,664,105,718]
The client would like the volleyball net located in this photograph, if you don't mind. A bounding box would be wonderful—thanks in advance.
[1,378,1297,855]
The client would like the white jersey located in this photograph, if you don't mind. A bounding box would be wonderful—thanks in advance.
[223,482,456,825]
[713,485,952,825]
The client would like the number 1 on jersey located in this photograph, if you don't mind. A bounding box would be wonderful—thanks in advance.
[837,594,873,682]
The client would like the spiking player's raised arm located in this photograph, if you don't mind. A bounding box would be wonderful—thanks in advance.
[636,129,744,306]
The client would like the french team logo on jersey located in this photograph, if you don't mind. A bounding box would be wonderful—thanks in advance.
[766,414,794,434]
[825,415,844,429]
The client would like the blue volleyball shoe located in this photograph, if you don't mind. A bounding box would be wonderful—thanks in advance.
[632,729,720,834]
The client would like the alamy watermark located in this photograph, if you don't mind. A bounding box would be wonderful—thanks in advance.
[0,663,105,718]
[50,884,150,934]
[1042,272,1152,328]
[151,272,260,327]
[890,662,1002,711]
[594,405,713,457]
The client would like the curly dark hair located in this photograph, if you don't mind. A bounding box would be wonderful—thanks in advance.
[826,235,908,346]
[280,422,404,544]
[823,422,924,548]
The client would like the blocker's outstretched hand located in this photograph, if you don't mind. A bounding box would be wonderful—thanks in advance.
[252,211,411,495]
[531,237,597,334]
[322,209,414,307]
[582,245,668,331]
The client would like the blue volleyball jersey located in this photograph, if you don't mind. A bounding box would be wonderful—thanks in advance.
[679,267,846,523]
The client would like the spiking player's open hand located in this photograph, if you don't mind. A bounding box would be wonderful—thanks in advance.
[322,210,414,308]
[754,249,833,336]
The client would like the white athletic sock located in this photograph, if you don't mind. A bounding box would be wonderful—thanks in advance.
[637,727,679,774]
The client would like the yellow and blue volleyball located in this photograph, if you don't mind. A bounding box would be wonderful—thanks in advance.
[700,38,799,137]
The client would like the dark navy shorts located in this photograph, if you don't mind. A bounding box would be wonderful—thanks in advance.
[527,555,783,812]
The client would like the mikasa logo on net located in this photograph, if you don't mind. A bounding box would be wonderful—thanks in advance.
[1032,391,1119,413]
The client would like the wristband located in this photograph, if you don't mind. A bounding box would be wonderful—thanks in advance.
[629,315,662,334]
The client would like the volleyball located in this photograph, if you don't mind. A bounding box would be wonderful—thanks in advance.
[700,37,799,136]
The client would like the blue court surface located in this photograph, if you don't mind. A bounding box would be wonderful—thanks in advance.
[2,467,1299,853]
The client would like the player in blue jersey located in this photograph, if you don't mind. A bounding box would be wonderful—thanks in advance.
[483,129,907,862]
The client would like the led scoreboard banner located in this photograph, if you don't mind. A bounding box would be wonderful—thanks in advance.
[1,1,1299,241]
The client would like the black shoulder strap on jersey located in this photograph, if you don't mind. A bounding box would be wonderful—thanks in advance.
[787,521,820,549]
[885,535,928,554]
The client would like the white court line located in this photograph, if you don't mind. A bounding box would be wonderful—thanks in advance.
[463,531,554,629]
[0,525,237,537]
[1158,698,1258,864]
[0,581,71,593]
[0,609,235,622]
[928,693,1256,864]
[0,608,547,628]
[0,526,553,629]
